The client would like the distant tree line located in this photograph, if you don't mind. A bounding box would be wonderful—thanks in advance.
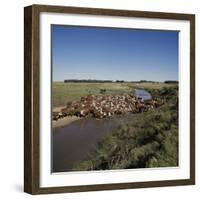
[64,79,113,83]
[130,80,160,83]
[63,79,177,84]
[164,80,178,84]
[116,80,124,83]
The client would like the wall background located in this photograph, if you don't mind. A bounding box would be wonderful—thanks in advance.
[0,0,199,199]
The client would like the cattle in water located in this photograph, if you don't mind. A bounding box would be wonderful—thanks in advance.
[53,93,164,120]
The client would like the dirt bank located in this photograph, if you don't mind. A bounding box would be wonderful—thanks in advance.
[53,116,81,128]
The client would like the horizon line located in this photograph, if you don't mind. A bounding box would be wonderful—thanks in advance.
[53,79,178,83]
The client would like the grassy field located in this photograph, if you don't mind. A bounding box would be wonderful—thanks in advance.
[52,82,176,107]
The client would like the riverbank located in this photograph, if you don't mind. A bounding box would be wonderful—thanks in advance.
[53,116,81,128]
[75,86,178,171]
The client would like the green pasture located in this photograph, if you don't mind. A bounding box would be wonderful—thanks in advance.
[52,82,177,107]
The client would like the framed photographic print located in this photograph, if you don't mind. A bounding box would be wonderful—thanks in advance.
[24,4,195,194]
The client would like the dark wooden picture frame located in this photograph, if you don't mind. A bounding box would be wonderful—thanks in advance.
[24,4,195,195]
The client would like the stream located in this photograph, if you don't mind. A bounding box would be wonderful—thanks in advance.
[52,114,137,172]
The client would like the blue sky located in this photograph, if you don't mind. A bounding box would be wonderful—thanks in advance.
[52,25,178,82]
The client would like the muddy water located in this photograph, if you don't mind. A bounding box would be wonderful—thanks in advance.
[52,114,136,172]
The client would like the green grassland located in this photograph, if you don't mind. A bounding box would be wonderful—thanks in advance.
[52,82,176,107]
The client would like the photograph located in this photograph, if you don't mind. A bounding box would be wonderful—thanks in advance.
[24,4,195,194]
[51,25,179,173]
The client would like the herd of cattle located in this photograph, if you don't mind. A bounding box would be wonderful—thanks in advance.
[53,93,164,121]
